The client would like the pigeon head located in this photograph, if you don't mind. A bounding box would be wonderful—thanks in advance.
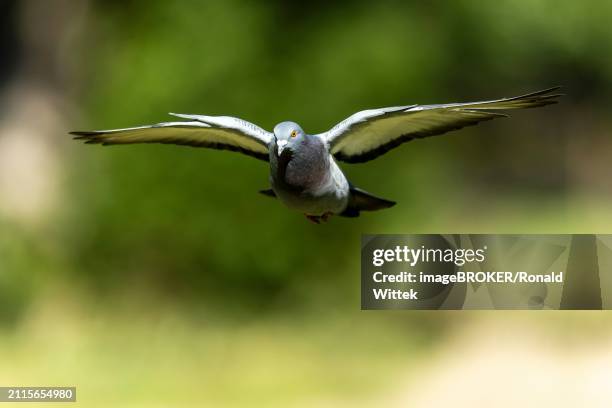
[273,121,304,154]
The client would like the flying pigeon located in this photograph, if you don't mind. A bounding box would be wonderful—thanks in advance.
[72,87,561,223]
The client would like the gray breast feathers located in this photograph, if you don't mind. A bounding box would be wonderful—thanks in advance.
[283,136,330,190]
[274,137,330,192]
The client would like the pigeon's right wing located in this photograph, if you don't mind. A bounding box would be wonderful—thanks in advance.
[72,113,273,161]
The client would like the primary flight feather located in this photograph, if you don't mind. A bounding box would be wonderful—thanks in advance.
[72,87,562,223]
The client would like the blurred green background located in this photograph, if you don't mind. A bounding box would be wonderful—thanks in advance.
[1,0,612,406]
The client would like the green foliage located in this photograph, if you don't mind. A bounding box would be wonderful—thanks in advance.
[1,1,612,403]
[54,0,612,309]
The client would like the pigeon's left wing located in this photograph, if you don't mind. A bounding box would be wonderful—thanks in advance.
[322,87,562,163]
[72,113,273,161]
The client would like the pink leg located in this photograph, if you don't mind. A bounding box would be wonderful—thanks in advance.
[321,212,333,222]
[305,214,321,224]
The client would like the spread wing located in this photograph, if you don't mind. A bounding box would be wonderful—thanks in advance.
[71,113,273,161]
[322,87,562,163]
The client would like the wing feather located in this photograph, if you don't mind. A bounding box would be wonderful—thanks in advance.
[323,87,562,163]
[71,114,273,161]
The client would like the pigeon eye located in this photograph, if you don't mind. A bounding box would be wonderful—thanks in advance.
[290,130,298,138]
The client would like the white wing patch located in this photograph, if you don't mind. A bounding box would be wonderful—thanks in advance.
[72,114,273,161]
[322,87,562,163]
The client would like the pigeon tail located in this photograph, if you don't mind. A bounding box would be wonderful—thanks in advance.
[259,188,276,197]
[339,185,396,217]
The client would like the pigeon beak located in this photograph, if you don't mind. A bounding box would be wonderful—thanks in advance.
[277,139,288,155]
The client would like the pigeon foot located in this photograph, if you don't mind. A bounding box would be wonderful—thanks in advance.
[305,212,334,224]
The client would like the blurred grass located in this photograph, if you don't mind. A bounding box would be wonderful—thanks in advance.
[0,293,436,408]
[3,192,612,406]
[2,291,612,407]
[2,195,612,407]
